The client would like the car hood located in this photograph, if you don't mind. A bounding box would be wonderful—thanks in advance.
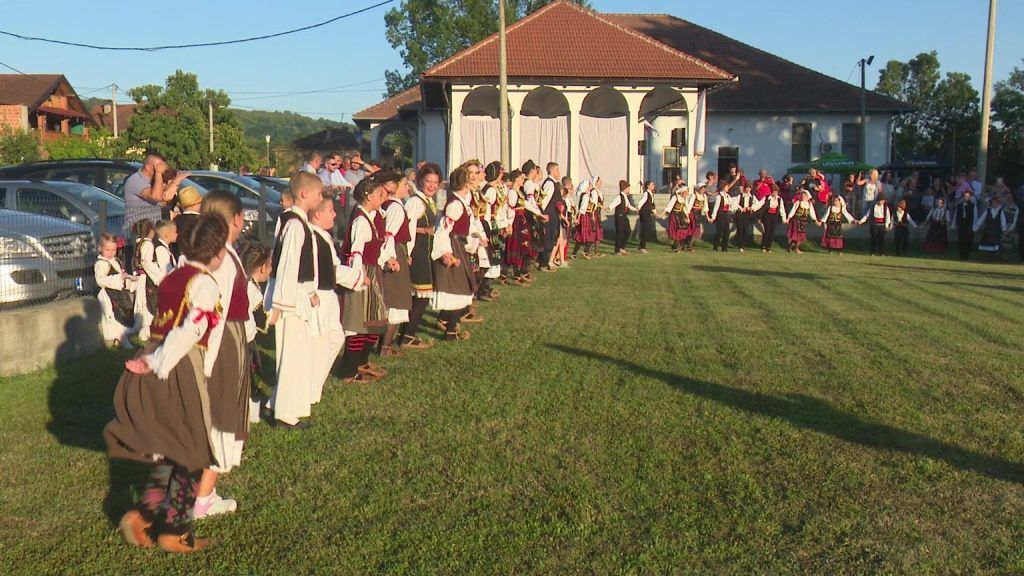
[0,209,92,237]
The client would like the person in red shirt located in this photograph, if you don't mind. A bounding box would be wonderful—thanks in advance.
[753,169,775,201]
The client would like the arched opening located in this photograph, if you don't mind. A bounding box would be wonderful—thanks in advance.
[373,122,416,170]
[579,86,629,195]
[460,86,502,166]
[519,86,569,171]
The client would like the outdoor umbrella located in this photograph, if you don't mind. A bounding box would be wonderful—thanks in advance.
[787,152,874,174]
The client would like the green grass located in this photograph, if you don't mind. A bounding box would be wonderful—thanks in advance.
[2,241,1024,574]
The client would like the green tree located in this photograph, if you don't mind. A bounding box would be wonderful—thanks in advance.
[927,72,980,172]
[44,128,125,160]
[0,127,41,165]
[991,60,1024,182]
[122,71,257,171]
[875,51,941,160]
[383,0,590,96]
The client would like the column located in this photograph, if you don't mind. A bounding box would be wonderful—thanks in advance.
[681,91,699,188]
[564,91,586,183]
[369,124,381,160]
[508,90,527,170]
[623,91,648,187]
[448,88,468,173]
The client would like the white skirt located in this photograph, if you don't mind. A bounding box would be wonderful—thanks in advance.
[431,291,474,311]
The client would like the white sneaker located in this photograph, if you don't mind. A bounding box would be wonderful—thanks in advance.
[193,490,237,519]
[249,399,263,424]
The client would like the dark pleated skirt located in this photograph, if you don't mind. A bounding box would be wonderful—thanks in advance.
[409,233,433,293]
[342,266,387,334]
[433,236,477,297]
[208,321,250,442]
[383,243,413,311]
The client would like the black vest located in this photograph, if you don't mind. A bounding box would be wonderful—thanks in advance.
[956,202,976,227]
[313,231,335,291]
[639,192,654,217]
[615,193,628,217]
[543,177,562,217]
[271,210,314,282]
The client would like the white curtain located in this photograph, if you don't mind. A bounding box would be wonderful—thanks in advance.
[519,115,568,170]
[460,115,500,166]
[579,114,628,197]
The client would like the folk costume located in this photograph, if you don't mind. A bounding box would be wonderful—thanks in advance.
[134,236,173,340]
[922,206,950,254]
[974,205,1009,254]
[686,190,709,251]
[310,223,363,393]
[860,202,893,256]
[819,203,857,252]
[432,189,478,339]
[380,197,414,351]
[786,196,817,252]
[540,175,562,267]
[636,188,657,251]
[733,190,758,250]
[573,181,599,256]
[892,205,918,256]
[607,189,636,254]
[505,186,541,280]
[755,193,786,252]
[401,189,436,346]
[96,254,138,345]
[337,206,388,379]
[707,192,733,252]
[953,199,977,259]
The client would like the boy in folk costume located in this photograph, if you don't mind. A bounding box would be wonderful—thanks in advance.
[573,178,600,258]
[708,182,734,252]
[636,180,657,254]
[263,189,296,312]
[378,172,415,355]
[538,162,563,271]
[733,184,758,251]
[755,184,787,253]
[858,195,893,256]
[608,180,637,255]
[238,241,271,424]
[105,215,228,553]
[337,176,390,382]
[96,233,139,349]
[308,194,365,391]
[267,172,323,429]
[786,190,819,253]
[952,189,978,260]
[665,183,693,252]
[400,163,441,350]
[818,195,858,254]
[432,167,479,340]
[922,196,951,255]
[192,190,252,518]
[892,199,918,256]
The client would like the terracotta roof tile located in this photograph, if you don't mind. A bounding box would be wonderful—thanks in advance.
[423,1,733,82]
[353,85,421,122]
[0,74,63,108]
[606,14,911,113]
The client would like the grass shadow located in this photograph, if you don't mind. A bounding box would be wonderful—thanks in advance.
[691,264,823,281]
[869,262,1024,281]
[548,344,1024,485]
[923,280,1024,294]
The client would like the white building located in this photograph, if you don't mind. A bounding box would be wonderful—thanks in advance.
[354,1,909,192]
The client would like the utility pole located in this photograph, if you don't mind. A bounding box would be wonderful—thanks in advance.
[208,100,215,156]
[111,84,119,138]
[498,0,510,168]
[859,55,874,163]
[977,0,997,186]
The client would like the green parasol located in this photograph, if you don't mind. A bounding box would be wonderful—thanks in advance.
[787,152,874,174]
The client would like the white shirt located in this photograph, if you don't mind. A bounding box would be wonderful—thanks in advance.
[144,265,219,380]
[432,192,472,260]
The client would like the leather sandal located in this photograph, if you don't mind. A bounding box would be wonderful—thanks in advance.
[157,532,212,554]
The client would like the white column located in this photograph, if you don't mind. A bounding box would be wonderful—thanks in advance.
[623,91,648,188]
[369,124,381,160]
[448,88,468,173]
[564,91,586,183]
[681,91,699,188]
[508,90,527,170]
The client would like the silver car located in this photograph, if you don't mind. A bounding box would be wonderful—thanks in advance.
[0,180,126,241]
[0,209,96,306]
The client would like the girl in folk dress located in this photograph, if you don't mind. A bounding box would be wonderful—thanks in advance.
[378,173,415,355]
[504,170,538,285]
[337,177,390,382]
[786,190,819,254]
[96,233,139,349]
[134,219,176,341]
[572,179,599,259]
[432,167,479,341]
[104,215,228,553]
[974,196,1010,259]
[664,184,691,252]
[922,197,951,255]
[400,162,441,349]
[684,184,710,252]
[818,196,858,254]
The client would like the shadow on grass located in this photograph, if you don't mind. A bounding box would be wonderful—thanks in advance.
[923,280,1024,294]
[47,317,152,526]
[869,262,1024,281]
[548,344,1024,485]
[691,265,823,281]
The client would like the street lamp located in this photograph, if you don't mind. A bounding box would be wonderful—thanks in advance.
[264,135,271,168]
[858,55,875,163]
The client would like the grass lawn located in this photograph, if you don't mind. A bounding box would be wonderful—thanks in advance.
[2,240,1024,574]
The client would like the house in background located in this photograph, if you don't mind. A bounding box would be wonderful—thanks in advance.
[354,1,911,189]
[90,103,137,134]
[0,74,95,142]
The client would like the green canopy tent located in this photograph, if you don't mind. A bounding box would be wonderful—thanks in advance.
[787,152,874,174]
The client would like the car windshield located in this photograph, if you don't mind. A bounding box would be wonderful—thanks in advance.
[228,174,283,203]
[51,182,126,215]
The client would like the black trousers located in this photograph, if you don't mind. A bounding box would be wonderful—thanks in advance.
[870,225,886,255]
[401,297,430,341]
[894,227,909,256]
[761,216,778,250]
[543,217,559,265]
[958,229,973,259]
[638,213,654,249]
[713,218,730,251]
[614,216,630,252]
[735,213,753,248]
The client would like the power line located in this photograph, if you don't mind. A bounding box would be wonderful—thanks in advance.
[0,58,56,86]
[0,0,396,52]
[225,77,385,95]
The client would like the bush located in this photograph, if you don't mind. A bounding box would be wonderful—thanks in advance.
[0,126,42,166]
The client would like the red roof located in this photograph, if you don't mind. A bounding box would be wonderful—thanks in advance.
[36,105,90,119]
[422,1,733,82]
[353,85,422,123]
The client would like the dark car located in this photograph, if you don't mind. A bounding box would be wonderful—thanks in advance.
[0,180,125,241]
[247,175,291,196]
[0,159,274,238]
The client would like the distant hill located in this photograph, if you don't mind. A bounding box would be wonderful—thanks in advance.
[232,109,358,148]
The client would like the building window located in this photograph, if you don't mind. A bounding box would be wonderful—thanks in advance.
[842,123,861,161]
[718,146,739,180]
[791,123,811,163]
[663,147,680,167]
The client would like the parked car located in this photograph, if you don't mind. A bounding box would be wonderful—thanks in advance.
[0,209,96,306]
[0,180,126,241]
[0,159,273,237]
[187,171,282,236]
[248,175,291,196]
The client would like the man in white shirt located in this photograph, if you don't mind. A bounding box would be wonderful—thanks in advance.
[318,153,354,238]
[298,151,322,175]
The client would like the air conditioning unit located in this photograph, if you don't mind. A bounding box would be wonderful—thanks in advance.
[102,104,112,114]
[820,142,836,154]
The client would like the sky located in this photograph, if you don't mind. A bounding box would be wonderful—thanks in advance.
[1,0,1020,122]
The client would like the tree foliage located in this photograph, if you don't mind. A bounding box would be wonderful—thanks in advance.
[231,109,354,149]
[991,60,1024,183]
[0,127,42,166]
[875,52,980,171]
[121,70,257,171]
[43,129,127,160]
[384,0,590,96]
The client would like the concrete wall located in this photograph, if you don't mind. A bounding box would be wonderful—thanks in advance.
[419,111,448,172]
[0,297,104,376]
